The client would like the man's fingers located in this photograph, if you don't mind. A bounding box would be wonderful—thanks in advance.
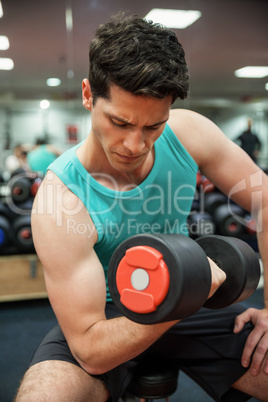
[233,308,253,333]
[241,329,264,372]
[240,313,268,375]
[251,337,268,376]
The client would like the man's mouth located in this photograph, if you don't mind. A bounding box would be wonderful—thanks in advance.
[116,153,142,162]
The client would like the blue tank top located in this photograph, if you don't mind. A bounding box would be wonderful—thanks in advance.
[48,124,198,301]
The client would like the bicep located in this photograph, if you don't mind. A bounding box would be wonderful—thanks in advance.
[31,177,107,352]
[44,246,107,343]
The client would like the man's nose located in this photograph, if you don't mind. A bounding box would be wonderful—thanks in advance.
[123,130,145,154]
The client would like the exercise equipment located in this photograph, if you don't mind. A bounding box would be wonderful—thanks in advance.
[204,192,227,216]
[244,214,256,234]
[196,171,202,188]
[196,235,260,309]
[0,215,11,251]
[12,215,35,253]
[200,176,215,193]
[196,172,215,193]
[213,203,245,236]
[108,234,260,324]
[0,203,12,252]
[10,176,32,203]
[9,170,42,203]
[188,212,216,238]
[31,177,42,197]
[0,202,12,219]
[126,357,179,401]
[108,233,211,324]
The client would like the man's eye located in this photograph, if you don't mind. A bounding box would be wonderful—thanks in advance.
[147,125,161,130]
[111,120,127,127]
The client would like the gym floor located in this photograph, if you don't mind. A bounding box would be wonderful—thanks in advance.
[1,285,264,402]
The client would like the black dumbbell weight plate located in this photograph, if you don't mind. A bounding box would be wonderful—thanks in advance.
[12,215,34,252]
[11,177,31,203]
[204,192,227,216]
[188,212,216,238]
[196,235,260,309]
[213,204,245,236]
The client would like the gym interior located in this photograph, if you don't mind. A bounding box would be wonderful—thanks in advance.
[0,1,267,401]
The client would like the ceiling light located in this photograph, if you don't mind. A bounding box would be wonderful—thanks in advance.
[234,66,268,78]
[145,9,202,29]
[0,1,3,18]
[40,100,50,110]
[265,83,268,91]
[65,7,73,31]
[67,69,74,79]
[0,58,14,70]
[46,78,61,87]
[0,36,10,50]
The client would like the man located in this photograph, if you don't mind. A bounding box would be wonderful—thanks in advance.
[16,14,268,401]
[27,138,62,175]
[235,118,262,163]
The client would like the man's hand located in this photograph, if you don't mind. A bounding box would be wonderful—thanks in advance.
[234,307,268,375]
[207,257,227,299]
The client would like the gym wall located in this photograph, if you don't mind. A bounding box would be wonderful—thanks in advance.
[0,101,267,172]
[0,102,91,172]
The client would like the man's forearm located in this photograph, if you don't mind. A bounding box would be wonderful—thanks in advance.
[73,315,178,375]
[69,257,228,375]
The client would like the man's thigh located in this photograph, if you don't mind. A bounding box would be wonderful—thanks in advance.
[24,311,136,402]
[17,303,253,401]
[15,360,109,402]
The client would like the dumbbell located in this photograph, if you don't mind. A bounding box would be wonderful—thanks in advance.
[0,216,11,251]
[10,176,32,203]
[196,172,215,193]
[108,234,260,324]
[196,235,260,308]
[200,176,215,193]
[244,214,256,234]
[12,215,35,253]
[0,203,12,251]
[213,203,246,236]
[187,212,216,238]
[204,192,228,216]
[9,171,42,203]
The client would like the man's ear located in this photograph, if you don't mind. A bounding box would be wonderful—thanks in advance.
[82,79,93,111]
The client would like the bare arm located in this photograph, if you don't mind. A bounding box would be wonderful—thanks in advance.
[32,171,178,375]
[169,109,268,304]
[169,109,268,375]
[32,170,225,375]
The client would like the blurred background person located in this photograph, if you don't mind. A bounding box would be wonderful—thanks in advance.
[27,138,61,175]
[235,118,262,163]
[5,144,30,175]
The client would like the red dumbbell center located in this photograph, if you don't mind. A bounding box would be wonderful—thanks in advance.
[116,246,170,314]
[13,186,23,195]
[19,228,32,243]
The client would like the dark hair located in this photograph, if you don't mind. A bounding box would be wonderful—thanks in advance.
[88,13,189,104]
[35,138,46,146]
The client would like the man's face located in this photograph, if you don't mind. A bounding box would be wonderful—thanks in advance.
[84,82,172,173]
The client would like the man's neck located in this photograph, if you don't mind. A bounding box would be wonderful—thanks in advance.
[76,135,155,191]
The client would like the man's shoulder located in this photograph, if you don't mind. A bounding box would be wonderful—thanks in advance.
[168,108,208,138]
[169,108,205,122]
